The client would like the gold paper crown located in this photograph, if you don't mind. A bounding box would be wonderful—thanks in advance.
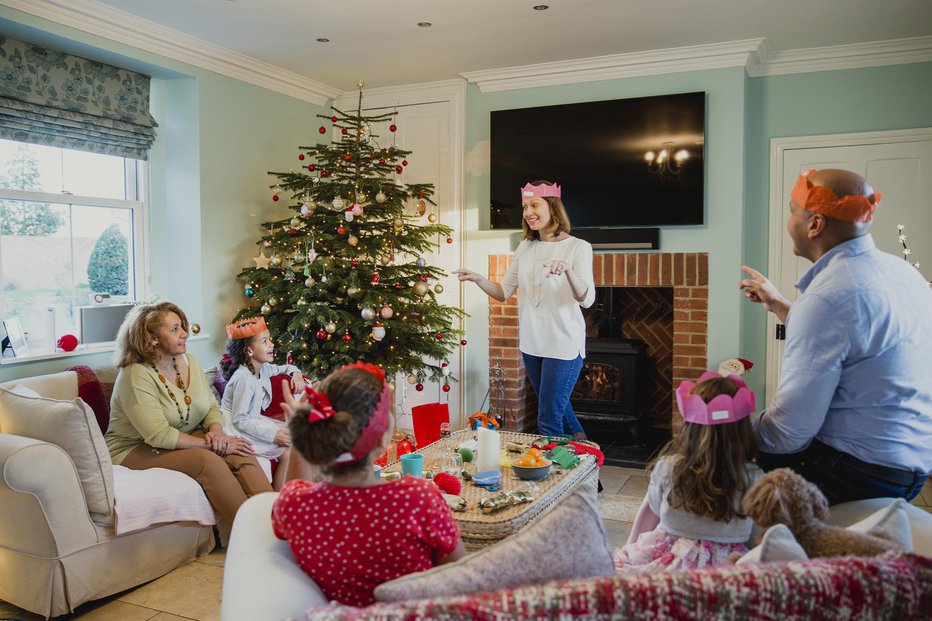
[225,316,268,340]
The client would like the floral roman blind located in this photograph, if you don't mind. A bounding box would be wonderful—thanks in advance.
[0,36,157,160]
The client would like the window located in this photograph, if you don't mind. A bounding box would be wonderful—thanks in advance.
[0,139,146,354]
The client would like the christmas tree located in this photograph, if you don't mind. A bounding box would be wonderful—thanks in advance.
[234,83,465,385]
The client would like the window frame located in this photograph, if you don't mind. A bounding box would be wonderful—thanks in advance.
[0,151,149,362]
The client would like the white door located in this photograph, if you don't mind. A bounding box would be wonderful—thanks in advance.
[335,84,465,432]
[766,129,932,402]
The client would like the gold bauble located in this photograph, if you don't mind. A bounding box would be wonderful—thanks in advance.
[348,235,359,246]
[325,322,337,334]
[427,213,438,223]
[375,191,387,203]
[355,192,367,203]
[393,217,404,231]
[305,277,316,287]
[190,323,201,335]
[268,297,278,306]
[290,217,302,227]
[260,304,271,314]
[270,254,282,266]
[416,198,427,216]
[296,297,307,306]
[434,284,444,294]
[379,254,391,266]
[413,281,429,297]
[346,286,359,296]
[407,373,418,384]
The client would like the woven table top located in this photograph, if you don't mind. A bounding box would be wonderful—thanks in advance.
[382,429,599,548]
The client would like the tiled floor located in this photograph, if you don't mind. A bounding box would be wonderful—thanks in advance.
[3,466,930,620]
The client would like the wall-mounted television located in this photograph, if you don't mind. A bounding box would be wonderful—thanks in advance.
[490,92,705,231]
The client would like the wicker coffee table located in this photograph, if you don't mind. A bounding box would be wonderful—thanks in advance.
[382,429,599,550]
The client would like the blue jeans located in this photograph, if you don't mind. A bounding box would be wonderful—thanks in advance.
[522,353,585,437]
[757,440,929,504]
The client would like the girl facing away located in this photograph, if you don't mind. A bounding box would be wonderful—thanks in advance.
[615,372,762,572]
[272,362,466,607]
[219,316,306,490]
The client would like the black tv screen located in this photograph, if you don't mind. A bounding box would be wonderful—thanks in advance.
[490,92,705,230]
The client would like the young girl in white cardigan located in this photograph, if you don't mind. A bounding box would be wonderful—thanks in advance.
[220,316,305,489]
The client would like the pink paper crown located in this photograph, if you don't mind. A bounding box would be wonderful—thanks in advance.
[521,182,561,202]
[675,371,756,426]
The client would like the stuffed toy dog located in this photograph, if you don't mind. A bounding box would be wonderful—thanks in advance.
[741,468,903,558]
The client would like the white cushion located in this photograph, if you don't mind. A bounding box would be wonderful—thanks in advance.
[736,524,808,565]
[110,465,217,535]
[374,484,615,603]
[826,496,932,557]
[846,497,913,551]
[0,384,114,515]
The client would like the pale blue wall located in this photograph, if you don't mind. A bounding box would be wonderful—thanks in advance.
[0,7,327,382]
[741,61,932,398]
[461,69,747,413]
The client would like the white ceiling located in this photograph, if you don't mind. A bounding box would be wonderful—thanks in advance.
[12,0,932,93]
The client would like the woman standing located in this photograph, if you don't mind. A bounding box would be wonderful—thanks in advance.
[454,180,595,438]
[105,302,272,527]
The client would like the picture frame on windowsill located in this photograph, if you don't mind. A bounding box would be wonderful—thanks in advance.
[1,317,28,358]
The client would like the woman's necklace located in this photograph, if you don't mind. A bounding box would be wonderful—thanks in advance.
[151,357,191,426]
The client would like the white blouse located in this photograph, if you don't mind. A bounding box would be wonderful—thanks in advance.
[500,236,596,360]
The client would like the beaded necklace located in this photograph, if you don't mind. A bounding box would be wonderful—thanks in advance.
[151,357,192,426]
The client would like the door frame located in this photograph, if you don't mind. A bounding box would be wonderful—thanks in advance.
[334,80,467,425]
[766,127,932,398]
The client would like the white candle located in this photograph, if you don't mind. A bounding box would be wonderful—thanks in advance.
[476,425,500,472]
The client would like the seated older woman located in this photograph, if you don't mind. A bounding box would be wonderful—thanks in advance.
[105,302,272,527]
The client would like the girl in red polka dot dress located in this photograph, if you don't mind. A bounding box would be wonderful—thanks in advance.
[271,362,466,606]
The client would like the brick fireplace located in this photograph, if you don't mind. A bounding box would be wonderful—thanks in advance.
[488,252,709,439]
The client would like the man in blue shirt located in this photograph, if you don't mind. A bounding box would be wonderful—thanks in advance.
[740,169,932,503]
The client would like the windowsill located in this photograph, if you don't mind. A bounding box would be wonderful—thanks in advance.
[0,333,210,366]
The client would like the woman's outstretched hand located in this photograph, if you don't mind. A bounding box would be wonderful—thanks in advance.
[543,259,570,278]
[452,268,482,282]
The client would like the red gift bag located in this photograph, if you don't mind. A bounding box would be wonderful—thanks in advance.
[260,374,292,422]
[411,402,450,447]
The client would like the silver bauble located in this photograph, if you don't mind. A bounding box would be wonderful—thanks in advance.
[361,307,376,321]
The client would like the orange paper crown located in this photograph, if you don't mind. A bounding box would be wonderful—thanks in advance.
[225,316,268,340]
[791,170,881,223]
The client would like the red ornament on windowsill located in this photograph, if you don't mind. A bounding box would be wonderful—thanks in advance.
[57,334,78,352]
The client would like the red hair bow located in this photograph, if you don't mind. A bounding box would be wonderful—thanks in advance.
[344,361,386,383]
[304,387,335,423]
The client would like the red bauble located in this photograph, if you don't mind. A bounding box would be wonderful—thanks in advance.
[389,124,397,132]
[402,159,408,166]
[421,274,429,281]
[394,284,402,289]
[446,237,454,244]
[321,170,330,178]
[331,115,338,122]
[342,333,351,343]
[415,383,424,392]
[395,165,403,174]
[442,384,451,393]
[369,154,374,160]
[341,128,348,135]
[289,228,300,236]
[435,333,443,340]
[371,272,380,283]
[433,472,461,495]
[308,164,316,171]
[351,260,359,267]
[460,339,468,346]
[318,126,326,134]
[272,195,279,201]
[343,154,352,161]
[316,330,327,340]
[337,225,346,235]
[397,438,415,455]
[57,334,78,352]
[379,158,386,164]
[298,154,305,160]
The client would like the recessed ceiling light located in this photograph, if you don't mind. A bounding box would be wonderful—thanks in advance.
[417,22,432,28]
[533,5,549,10]
[316,38,330,43]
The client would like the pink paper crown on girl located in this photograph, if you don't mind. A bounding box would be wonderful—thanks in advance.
[521,182,561,202]
[675,371,756,426]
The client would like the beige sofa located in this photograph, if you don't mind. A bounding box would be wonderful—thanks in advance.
[0,369,215,618]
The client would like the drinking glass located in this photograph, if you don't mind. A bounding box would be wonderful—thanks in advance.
[439,422,451,439]
[441,452,463,476]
